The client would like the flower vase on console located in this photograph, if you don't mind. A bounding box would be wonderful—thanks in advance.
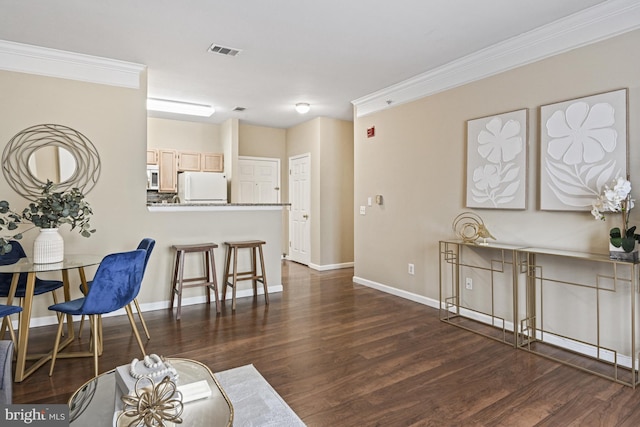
[592,177,639,262]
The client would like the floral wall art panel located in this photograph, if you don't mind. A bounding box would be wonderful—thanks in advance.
[540,88,628,211]
[466,109,528,209]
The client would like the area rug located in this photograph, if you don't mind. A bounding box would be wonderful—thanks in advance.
[215,364,306,427]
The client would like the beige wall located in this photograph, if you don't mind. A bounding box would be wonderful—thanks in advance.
[286,117,354,267]
[222,118,239,201]
[319,117,354,267]
[353,30,640,346]
[0,70,283,323]
[239,123,286,159]
[239,122,287,201]
[147,117,222,152]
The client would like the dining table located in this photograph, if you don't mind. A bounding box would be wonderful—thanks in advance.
[0,254,103,382]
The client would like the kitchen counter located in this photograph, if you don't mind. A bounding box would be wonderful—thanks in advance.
[147,202,290,212]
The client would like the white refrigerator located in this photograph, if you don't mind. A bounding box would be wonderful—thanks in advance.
[178,172,228,203]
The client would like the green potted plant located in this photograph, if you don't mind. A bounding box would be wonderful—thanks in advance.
[0,200,23,255]
[22,180,95,263]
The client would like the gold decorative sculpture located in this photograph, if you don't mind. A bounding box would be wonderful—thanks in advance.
[118,376,184,427]
[452,212,495,245]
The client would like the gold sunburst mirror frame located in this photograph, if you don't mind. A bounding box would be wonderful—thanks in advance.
[2,124,101,201]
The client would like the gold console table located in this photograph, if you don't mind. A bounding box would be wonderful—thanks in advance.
[519,247,640,388]
[439,240,640,388]
[439,240,527,347]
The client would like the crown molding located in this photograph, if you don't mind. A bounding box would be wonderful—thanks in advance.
[0,40,145,89]
[352,0,640,118]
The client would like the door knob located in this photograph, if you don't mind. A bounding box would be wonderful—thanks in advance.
[303,214,309,219]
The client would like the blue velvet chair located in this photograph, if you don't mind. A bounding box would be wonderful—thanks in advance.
[48,249,147,377]
[0,240,64,306]
[79,238,155,340]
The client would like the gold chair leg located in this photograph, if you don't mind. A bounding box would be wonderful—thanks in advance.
[48,315,66,376]
[0,317,7,341]
[97,315,103,356]
[51,290,65,337]
[0,316,17,346]
[6,316,17,346]
[133,299,150,340]
[125,305,146,356]
[91,314,99,377]
[79,315,85,338]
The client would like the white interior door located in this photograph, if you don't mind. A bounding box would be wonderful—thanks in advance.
[289,154,310,265]
[238,157,280,203]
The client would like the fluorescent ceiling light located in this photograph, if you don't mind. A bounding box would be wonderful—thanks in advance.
[147,98,215,117]
[295,103,310,114]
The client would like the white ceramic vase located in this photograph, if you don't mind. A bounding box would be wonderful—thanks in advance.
[33,228,64,264]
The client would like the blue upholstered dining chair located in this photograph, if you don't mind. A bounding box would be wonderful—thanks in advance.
[0,241,64,331]
[0,241,64,302]
[79,238,155,340]
[48,249,147,377]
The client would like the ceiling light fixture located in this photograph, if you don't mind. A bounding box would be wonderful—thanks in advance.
[295,103,311,114]
[147,98,215,117]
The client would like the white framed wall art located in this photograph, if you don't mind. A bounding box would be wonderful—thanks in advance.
[540,88,628,211]
[466,108,528,210]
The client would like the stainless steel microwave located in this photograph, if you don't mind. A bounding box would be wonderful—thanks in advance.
[147,165,159,190]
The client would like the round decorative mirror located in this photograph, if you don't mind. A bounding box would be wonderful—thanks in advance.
[27,146,78,184]
[2,124,101,200]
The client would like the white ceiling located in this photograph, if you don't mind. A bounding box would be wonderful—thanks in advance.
[0,0,609,129]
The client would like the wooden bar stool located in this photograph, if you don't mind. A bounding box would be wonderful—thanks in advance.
[170,243,220,320]
[222,240,269,311]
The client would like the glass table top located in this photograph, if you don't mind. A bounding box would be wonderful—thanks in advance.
[0,254,103,273]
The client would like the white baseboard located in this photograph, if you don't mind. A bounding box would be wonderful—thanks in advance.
[308,262,354,271]
[282,255,353,271]
[15,285,283,329]
[352,276,440,309]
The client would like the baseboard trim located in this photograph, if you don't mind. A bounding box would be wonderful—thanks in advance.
[352,276,440,309]
[309,262,354,271]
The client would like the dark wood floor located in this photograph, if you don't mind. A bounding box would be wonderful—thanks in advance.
[11,260,640,426]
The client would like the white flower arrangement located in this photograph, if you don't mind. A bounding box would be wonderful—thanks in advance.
[592,176,638,253]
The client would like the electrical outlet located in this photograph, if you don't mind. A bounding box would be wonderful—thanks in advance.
[465,277,473,290]
[408,263,414,275]
[359,206,366,215]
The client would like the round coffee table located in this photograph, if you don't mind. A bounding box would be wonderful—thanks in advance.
[68,358,233,426]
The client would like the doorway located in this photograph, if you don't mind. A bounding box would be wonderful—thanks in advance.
[237,156,281,203]
[288,153,310,265]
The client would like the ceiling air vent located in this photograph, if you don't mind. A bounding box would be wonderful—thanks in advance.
[232,106,246,112]
[208,44,242,57]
